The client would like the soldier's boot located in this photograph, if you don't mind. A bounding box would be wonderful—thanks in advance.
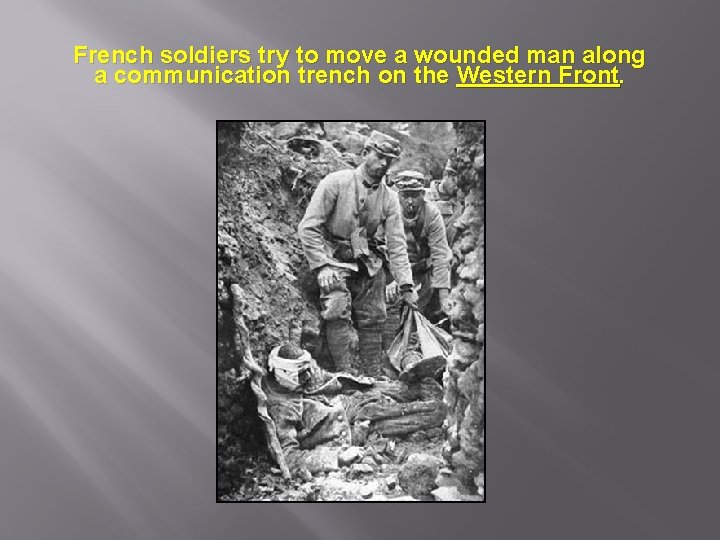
[326,320,357,372]
[357,324,384,377]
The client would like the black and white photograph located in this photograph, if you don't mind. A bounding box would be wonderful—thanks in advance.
[217,121,484,502]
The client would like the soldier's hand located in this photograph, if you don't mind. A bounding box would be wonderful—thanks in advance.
[317,265,340,292]
[399,285,419,309]
[385,281,399,303]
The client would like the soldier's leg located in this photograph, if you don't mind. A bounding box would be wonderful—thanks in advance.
[382,301,402,351]
[350,270,387,377]
[381,266,401,352]
[319,276,357,372]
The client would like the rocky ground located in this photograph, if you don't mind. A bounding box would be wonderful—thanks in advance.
[219,430,484,502]
[217,121,482,501]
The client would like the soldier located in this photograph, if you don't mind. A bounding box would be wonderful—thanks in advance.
[427,158,464,245]
[385,173,453,323]
[263,343,444,477]
[298,130,418,377]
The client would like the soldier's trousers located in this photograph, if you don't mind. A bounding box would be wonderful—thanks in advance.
[320,268,386,376]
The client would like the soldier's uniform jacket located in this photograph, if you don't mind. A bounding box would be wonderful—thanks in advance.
[298,165,413,287]
[402,199,452,290]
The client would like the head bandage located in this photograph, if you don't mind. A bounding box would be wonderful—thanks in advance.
[268,346,313,391]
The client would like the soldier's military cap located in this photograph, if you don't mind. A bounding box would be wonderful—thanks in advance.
[395,170,426,182]
[364,130,401,159]
[395,177,426,193]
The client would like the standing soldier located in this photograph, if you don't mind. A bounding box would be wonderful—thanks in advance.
[427,158,464,246]
[298,131,417,377]
[385,172,453,324]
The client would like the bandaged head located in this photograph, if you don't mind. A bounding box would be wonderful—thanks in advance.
[268,345,313,392]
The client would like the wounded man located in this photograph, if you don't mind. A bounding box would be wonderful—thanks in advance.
[263,343,445,476]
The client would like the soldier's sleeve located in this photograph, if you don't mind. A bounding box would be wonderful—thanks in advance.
[266,396,305,469]
[384,191,413,287]
[426,203,452,289]
[297,175,338,270]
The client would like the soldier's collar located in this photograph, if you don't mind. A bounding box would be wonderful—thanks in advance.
[358,165,382,190]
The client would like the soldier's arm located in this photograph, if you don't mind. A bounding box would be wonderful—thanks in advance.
[384,192,413,287]
[427,203,452,290]
[297,176,338,270]
[269,400,340,474]
[267,398,305,470]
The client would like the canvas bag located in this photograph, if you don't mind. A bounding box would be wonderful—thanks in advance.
[387,306,452,381]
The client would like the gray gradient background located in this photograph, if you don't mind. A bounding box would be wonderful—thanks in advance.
[1,0,717,538]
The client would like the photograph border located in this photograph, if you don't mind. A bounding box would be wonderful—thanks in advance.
[216,120,486,503]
